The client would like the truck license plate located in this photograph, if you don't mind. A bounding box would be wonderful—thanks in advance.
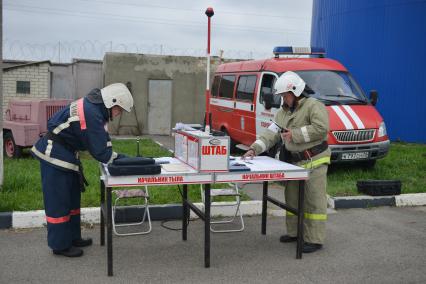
[341,152,369,160]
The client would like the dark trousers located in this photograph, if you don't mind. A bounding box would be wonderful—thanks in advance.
[40,161,81,250]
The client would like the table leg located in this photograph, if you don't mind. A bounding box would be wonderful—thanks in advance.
[182,184,188,241]
[261,181,268,235]
[204,184,211,268]
[100,180,105,246]
[296,180,305,259]
[106,186,113,276]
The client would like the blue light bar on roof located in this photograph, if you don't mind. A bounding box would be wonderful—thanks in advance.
[273,46,326,56]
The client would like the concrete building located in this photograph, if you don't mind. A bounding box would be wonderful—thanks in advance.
[2,53,228,136]
[103,52,227,135]
[51,59,102,100]
[2,61,52,118]
[2,59,103,101]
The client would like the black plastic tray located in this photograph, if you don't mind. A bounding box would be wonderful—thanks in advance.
[108,164,161,176]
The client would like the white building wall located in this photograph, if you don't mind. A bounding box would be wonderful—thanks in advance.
[2,63,51,118]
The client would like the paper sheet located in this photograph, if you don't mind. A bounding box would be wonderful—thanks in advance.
[238,156,303,171]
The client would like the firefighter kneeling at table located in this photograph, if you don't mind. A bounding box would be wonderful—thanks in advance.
[31,83,133,257]
[243,71,330,253]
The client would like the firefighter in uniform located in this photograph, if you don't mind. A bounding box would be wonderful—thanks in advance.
[31,83,133,257]
[243,71,330,253]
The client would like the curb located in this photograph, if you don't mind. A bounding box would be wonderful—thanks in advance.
[2,193,426,229]
[395,193,426,207]
[327,193,426,209]
[0,212,12,229]
[331,195,395,209]
[0,201,263,229]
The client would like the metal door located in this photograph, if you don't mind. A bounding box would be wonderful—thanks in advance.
[148,80,172,135]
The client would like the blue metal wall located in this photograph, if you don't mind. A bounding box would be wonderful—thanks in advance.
[311,0,426,143]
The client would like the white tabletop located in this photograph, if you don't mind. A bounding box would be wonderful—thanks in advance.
[101,157,214,187]
[100,156,309,187]
[215,156,309,183]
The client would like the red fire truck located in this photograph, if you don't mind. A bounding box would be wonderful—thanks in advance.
[209,47,390,166]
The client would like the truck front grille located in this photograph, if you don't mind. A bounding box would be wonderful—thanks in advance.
[332,129,375,143]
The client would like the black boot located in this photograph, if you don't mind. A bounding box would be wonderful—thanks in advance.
[72,238,93,247]
[279,235,298,243]
[53,247,83,257]
[302,242,323,253]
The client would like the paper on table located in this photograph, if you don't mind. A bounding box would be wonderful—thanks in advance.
[161,163,191,172]
[239,156,302,171]
[154,157,173,164]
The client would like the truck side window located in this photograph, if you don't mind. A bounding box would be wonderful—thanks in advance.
[259,74,281,108]
[211,76,221,97]
[236,75,257,101]
[218,75,235,99]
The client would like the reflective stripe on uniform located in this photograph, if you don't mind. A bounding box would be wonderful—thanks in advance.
[304,212,327,221]
[45,139,53,157]
[52,116,79,134]
[301,126,311,142]
[70,100,78,116]
[70,209,80,215]
[254,139,267,153]
[107,152,118,164]
[52,98,86,134]
[31,146,79,172]
[301,156,330,169]
[46,215,70,224]
[286,211,327,221]
[76,98,87,130]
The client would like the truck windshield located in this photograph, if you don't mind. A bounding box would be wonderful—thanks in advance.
[296,70,368,105]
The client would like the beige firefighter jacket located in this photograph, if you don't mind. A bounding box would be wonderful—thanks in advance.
[251,97,331,168]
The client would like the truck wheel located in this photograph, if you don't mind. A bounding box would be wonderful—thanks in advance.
[3,132,23,158]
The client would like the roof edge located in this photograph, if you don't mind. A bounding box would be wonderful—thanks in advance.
[3,60,52,71]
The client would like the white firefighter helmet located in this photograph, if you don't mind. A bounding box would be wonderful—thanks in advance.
[101,83,134,112]
[274,71,306,97]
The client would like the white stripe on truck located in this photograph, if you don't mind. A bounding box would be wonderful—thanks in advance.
[331,105,354,130]
[342,105,365,129]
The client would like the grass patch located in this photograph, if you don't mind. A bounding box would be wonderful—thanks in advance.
[0,139,245,212]
[327,142,426,196]
[1,141,424,211]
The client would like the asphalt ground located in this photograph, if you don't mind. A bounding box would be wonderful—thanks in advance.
[0,206,425,284]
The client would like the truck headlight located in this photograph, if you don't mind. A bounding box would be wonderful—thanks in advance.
[378,122,387,137]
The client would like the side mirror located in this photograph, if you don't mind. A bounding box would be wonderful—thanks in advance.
[369,90,378,106]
